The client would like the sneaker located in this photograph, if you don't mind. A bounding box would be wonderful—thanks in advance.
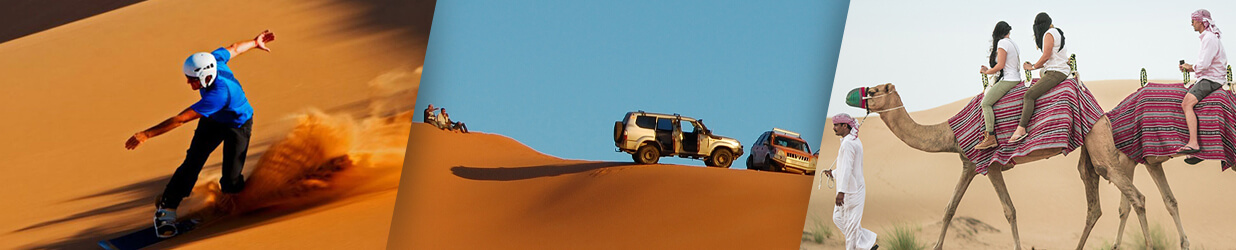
[154,208,178,238]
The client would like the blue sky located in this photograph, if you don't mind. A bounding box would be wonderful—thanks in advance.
[416,0,850,167]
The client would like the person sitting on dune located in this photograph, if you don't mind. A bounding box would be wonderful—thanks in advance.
[125,30,275,238]
[440,108,469,133]
[1177,9,1227,155]
[434,107,450,129]
[424,104,439,124]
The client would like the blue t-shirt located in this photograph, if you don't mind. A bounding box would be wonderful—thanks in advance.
[189,48,254,127]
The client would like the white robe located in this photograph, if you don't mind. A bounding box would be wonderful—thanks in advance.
[832,131,876,250]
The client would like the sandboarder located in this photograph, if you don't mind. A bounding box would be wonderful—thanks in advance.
[125,30,275,238]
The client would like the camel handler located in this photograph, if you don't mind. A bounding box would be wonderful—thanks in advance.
[124,30,275,238]
[822,113,878,250]
[1178,9,1227,155]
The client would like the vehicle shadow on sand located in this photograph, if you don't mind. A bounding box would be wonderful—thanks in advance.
[451,162,635,181]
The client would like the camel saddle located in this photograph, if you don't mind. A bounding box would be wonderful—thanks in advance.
[948,78,1105,174]
[1107,82,1236,171]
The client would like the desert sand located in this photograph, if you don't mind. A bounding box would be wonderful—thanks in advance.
[0,0,432,249]
[387,123,815,249]
[802,80,1236,249]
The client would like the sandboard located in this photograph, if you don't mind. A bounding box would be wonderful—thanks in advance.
[97,219,200,250]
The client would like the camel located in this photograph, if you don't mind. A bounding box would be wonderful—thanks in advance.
[1077,70,1236,250]
[857,83,1157,250]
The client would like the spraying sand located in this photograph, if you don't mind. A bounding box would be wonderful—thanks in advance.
[0,0,433,248]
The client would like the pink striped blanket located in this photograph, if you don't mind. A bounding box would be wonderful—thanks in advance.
[948,79,1105,175]
[1106,82,1236,171]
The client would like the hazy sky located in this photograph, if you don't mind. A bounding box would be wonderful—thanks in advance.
[416,0,848,167]
[828,0,1236,116]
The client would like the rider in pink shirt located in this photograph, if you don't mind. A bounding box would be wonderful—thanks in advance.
[1178,9,1227,154]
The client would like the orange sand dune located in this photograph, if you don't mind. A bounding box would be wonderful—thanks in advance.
[803,80,1236,249]
[0,0,143,44]
[0,0,432,249]
[388,123,815,249]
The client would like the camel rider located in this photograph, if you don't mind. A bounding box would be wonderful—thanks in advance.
[824,113,878,250]
[1178,9,1227,155]
[125,30,275,238]
[1010,12,1070,143]
[977,21,1022,149]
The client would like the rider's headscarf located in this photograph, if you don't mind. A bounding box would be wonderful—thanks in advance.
[1193,9,1222,38]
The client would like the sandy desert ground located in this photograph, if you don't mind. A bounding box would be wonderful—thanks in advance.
[387,123,816,249]
[802,80,1236,249]
[0,0,432,249]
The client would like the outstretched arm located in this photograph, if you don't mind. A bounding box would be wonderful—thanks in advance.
[225,30,276,58]
[126,108,203,150]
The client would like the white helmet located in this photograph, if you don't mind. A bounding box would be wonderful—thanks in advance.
[183,52,218,88]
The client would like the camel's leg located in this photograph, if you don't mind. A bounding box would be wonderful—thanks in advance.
[1110,166,1135,250]
[1104,168,1152,250]
[986,164,1021,250]
[1075,148,1103,250]
[1084,117,1149,250]
[934,158,979,250]
[1113,191,1132,249]
[1145,162,1190,249]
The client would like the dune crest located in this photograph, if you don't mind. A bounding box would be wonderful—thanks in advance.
[389,123,815,249]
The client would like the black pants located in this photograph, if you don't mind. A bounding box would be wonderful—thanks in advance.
[159,118,252,209]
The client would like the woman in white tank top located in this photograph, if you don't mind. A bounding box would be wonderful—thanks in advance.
[1009,12,1069,143]
[975,21,1020,149]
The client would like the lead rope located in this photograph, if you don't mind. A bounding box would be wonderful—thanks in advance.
[817,157,838,190]
[819,89,903,190]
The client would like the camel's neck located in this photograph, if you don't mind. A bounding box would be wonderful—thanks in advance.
[876,96,959,153]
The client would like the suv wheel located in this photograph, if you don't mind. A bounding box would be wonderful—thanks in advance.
[745,156,756,170]
[708,149,734,168]
[634,144,660,164]
[767,157,783,172]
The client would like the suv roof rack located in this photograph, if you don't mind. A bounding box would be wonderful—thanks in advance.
[772,128,800,138]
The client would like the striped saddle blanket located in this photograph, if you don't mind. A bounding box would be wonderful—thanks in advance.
[1106,82,1236,171]
[948,78,1105,175]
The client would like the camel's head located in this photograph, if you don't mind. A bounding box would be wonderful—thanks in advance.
[843,83,901,112]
